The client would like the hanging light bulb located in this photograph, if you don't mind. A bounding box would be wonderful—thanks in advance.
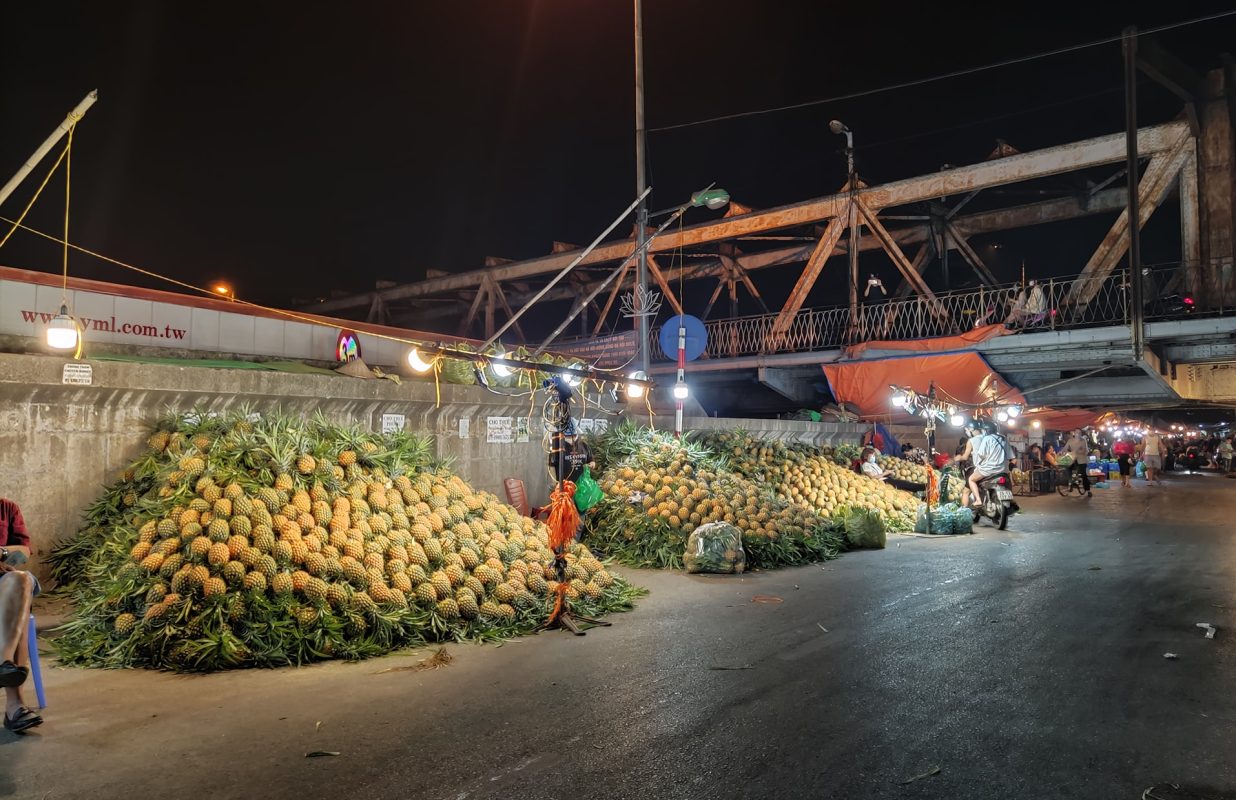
[406,347,434,373]
[564,362,584,388]
[891,387,908,408]
[1031,420,1042,429]
[673,380,689,400]
[625,370,647,399]
[996,410,1010,423]
[490,348,513,378]
[1006,405,1021,419]
[46,304,78,350]
[949,412,966,428]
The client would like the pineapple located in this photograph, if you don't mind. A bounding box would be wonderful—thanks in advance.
[207,543,231,567]
[435,598,460,619]
[271,572,294,595]
[203,577,227,597]
[296,453,317,475]
[222,561,246,586]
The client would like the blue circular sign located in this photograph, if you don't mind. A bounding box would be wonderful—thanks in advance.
[659,314,707,361]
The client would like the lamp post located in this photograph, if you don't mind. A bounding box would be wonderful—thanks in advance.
[830,120,859,333]
[634,0,650,377]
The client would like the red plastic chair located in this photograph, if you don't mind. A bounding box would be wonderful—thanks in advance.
[504,478,547,520]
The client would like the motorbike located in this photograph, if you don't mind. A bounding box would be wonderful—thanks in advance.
[961,463,1015,530]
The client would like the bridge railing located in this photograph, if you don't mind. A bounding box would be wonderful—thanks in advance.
[648,264,1213,361]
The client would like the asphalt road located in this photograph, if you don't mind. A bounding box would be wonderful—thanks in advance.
[6,473,1235,799]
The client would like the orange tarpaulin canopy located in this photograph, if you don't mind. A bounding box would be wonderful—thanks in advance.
[844,324,1010,357]
[1023,408,1103,432]
[822,351,1025,418]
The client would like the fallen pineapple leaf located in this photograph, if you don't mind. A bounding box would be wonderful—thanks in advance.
[900,765,941,784]
[306,751,341,758]
[752,595,783,604]
[372,647,453,674]
[315,721,322,733]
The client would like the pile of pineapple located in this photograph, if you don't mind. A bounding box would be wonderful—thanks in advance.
[50,410,642,672]
[699,431,919,530]
[878,454,932,485]
[585,423,844,569]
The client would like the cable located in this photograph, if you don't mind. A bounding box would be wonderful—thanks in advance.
[649,10,1236,133]
[0,142,70,252]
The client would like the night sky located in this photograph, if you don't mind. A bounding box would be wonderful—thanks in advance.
[2,2,1235,327]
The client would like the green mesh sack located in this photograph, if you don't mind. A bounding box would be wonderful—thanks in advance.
[440,343,477,385]
[844,508,887,549]
[683,522,746,574]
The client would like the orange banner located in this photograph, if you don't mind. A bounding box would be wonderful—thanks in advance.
[822,351,1024,418]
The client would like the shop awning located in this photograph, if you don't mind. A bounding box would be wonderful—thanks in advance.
[822,351,1025,418]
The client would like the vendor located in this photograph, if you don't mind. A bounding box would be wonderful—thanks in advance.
[860,447,927,493]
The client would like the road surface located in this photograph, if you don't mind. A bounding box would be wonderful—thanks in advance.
[6,473,1235,799]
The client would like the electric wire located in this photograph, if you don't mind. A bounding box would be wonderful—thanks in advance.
[649,10,1236,133]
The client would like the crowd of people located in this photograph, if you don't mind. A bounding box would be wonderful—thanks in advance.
[1028,429,1235,486]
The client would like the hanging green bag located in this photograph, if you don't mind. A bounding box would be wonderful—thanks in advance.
[574,466,603,512]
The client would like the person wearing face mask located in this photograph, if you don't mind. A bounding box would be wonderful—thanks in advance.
[859,447,927,493]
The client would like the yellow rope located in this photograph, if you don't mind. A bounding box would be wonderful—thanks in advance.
[0,142,70,252]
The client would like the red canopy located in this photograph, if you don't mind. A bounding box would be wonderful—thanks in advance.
[1023,408,1103,432]
[822,351,1025,418]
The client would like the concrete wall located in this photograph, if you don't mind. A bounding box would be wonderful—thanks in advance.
[0,353,557,580]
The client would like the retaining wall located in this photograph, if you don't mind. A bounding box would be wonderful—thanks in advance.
[0,353,555,580]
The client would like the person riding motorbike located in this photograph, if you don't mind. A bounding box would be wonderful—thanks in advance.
[957,421,1009,508]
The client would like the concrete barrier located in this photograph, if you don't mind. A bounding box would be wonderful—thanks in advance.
[0,353,564,580]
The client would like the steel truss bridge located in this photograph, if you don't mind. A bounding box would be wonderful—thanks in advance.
[304,66,1236,411]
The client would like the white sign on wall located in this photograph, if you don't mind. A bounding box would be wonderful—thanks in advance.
[516,418,530,443]
[381,413,405,434]
[61,363,93,385]
[486,416,513,444]
[458,418,470,439]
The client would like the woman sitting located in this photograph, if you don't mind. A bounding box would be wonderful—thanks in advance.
[860,447,927,493]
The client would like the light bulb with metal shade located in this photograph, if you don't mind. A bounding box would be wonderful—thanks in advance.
[672,381,689,401]
[625,370,647,400]
[564,363,585,388]
[890,389,908,408]
[46,305,78,350]
[490,348,513,378]
[828,119,849,135]
[949,413,966,428]
[406,347,434,373]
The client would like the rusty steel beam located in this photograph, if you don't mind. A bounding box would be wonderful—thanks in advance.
[1179,141,1202,298]
[1068,130,1192,309]
[645,255,685,317]
[945,223,999,286]
[856,200,950,324]
[305,121,1191,313]
[768,214,848,342]
[392,187,1149,327]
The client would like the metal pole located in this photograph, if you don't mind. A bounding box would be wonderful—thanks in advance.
[534,196,695,355]
[1123,27,1145,359]
[0,90,97,210]
[846,137,859,333]
[480,187,650,351]
[634,0,651,375]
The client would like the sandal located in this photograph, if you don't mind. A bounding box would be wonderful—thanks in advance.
[0,661,27,688]
[4,706,42,733]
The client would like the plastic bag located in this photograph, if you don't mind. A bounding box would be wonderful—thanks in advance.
[684,522,745,574]
[1056,453,1074,467]
[845,508,887,548]
[914,503,953,535]
[573,466,603,512]
[949,504,973,534]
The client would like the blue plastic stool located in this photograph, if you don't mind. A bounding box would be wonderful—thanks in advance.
[26,615,45,710]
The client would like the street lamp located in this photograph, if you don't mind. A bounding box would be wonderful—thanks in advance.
[212,282,236,301]
[830,119,859,329]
